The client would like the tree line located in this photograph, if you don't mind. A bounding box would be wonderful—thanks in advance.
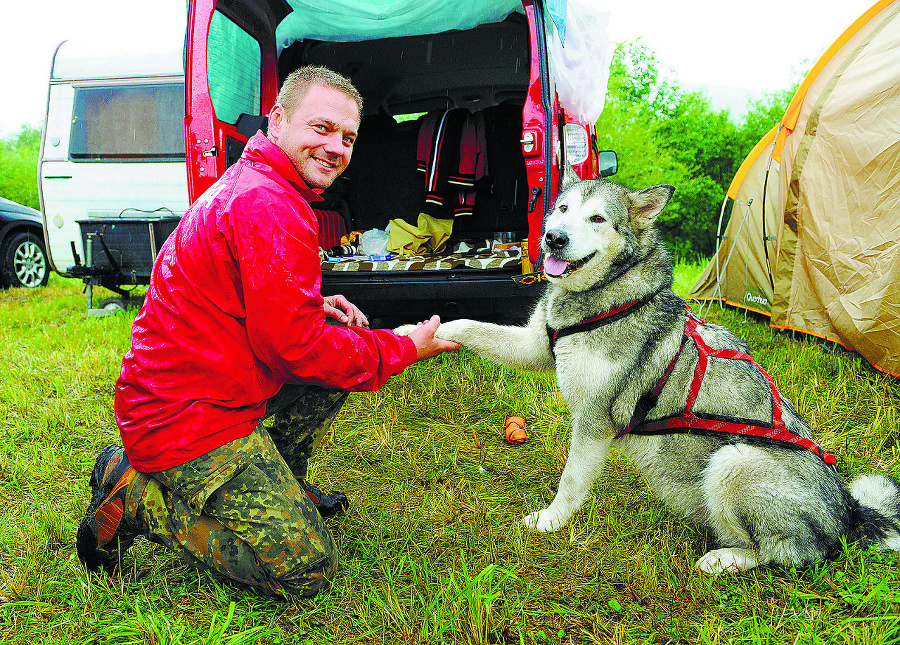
[596,42,798,259]
[0,125,40,210]
[1,41,800,260]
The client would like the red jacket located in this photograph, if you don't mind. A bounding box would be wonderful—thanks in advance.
[115,132,416,472]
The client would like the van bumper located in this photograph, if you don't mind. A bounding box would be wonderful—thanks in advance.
[321,269,544,325]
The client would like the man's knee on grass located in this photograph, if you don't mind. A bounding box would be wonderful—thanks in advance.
[280,549,338,597]
[257,544,337,598]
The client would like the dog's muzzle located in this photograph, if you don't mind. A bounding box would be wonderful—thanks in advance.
[544,229,568,251]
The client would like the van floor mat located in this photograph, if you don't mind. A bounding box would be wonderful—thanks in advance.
[321,248,521,272]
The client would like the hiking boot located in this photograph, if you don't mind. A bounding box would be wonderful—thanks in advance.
[76,445,142,574]
[301,480,349,518]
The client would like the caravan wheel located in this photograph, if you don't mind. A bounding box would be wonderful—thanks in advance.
[98,297,127,312]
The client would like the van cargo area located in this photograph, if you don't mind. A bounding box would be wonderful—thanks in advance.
[244,10,551,322]
[184,0,607,324]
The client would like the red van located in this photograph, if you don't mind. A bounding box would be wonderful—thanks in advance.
[184,0,615,322]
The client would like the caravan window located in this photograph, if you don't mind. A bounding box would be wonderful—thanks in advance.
[207,11,262,124]
[69,83,185,162]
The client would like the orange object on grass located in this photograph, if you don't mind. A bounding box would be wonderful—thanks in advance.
[505,416,526,444]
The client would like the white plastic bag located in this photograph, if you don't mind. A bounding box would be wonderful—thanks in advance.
[359,228,390,255]
[546,0,613,124]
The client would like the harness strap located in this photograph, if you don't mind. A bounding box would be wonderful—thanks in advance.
[613,316,695,440]
[618,304,836,466]
[546,284,666,356]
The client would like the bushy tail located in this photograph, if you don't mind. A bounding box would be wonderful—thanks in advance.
[847,473,900,550]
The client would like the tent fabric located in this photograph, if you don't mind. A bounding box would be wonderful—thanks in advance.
[690,0,900,377]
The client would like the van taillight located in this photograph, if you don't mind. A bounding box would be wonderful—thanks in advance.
[564,124,589,165]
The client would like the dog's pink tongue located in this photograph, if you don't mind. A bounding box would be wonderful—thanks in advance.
[543,255,569,277]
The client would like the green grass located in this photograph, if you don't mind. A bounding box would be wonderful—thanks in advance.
[1,269,898,644]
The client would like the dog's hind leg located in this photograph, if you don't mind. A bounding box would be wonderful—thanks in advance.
[695,548,760,574]
[524,431,611,532]
[698,443,842,574]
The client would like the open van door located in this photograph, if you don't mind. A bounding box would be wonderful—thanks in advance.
[182,0,611,323]
[521,0,558,266]
[185,0,289,202]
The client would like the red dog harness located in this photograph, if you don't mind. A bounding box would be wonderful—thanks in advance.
[548,298,836,466]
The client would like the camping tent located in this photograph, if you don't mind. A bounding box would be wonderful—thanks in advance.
[689,0,900,377]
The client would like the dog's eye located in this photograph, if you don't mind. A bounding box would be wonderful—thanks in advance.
[559,204,567,213]
[590,214,606,224]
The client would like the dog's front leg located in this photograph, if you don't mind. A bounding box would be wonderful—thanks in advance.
[523,428,611,532]
[395,307,554,371]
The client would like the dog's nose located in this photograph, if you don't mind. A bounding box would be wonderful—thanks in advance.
[544,229,568,251]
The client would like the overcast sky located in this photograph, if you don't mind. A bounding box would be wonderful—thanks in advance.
[0,0,876,136]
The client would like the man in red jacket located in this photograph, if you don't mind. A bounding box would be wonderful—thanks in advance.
[75,66,458,597]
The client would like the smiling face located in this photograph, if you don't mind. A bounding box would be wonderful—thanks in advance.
[267,83,360,189]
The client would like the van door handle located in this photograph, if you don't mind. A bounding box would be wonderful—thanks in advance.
[527,186,542,213]
[43,175,73,179]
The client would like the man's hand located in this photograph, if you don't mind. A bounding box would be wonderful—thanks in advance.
[324,294,369,327]
[405,315,461,360]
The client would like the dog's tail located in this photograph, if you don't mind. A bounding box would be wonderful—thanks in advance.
[846,473,900,551]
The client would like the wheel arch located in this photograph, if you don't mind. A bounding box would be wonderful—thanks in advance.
[0,221,45,252]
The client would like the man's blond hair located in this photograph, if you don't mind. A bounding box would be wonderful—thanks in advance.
[276,66,363,120]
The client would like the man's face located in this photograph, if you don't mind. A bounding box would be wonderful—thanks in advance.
[268,84,359,189]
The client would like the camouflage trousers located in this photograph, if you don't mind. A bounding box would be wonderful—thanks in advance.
[128,384,348,597]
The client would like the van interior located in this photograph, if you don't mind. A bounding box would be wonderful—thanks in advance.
[227,11,534,270]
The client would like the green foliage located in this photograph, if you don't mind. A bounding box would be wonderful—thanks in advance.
[597,42,803,260]
[606,40,681,118]
[0,125,41,209]
[741,87,797,147]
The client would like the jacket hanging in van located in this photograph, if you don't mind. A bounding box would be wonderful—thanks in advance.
[416,109,487,217]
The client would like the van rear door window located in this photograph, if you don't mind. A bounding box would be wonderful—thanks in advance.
[208,11,262,125]
[69,83,185,162]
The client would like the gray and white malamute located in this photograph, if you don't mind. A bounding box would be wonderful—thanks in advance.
[399,170,900,573]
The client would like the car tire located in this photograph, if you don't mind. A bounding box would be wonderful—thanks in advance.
[1,231,50,289]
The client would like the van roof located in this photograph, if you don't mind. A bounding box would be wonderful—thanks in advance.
[50,39,184,82]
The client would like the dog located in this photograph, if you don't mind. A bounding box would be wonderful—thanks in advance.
[396,169,900,574]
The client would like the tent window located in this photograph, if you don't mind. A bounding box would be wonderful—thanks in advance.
[69,83,185,162]
[208,11,262,125]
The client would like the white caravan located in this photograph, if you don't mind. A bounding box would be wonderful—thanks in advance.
[38,39,188,309]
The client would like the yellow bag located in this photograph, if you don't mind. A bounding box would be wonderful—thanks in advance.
[388,213,453,257]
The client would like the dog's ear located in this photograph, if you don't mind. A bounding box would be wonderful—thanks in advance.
[561,164,580,191]
[626,184,675,229]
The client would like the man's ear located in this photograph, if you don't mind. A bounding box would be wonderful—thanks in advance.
[267,104,285,142]
[626,184,675,230]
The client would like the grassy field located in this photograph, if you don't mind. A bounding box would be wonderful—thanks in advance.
[1,266,899,645]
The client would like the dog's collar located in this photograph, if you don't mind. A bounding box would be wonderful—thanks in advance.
[546,284,667,355]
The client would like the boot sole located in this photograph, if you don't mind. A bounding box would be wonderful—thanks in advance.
[76,445,137,574]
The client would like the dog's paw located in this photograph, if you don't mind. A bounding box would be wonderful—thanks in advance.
[695,548,759,575]
[434,319,470,343]
[393,324,418,336]
[522,508,564,533]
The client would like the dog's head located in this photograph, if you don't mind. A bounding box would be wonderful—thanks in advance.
[541,168,674,292]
